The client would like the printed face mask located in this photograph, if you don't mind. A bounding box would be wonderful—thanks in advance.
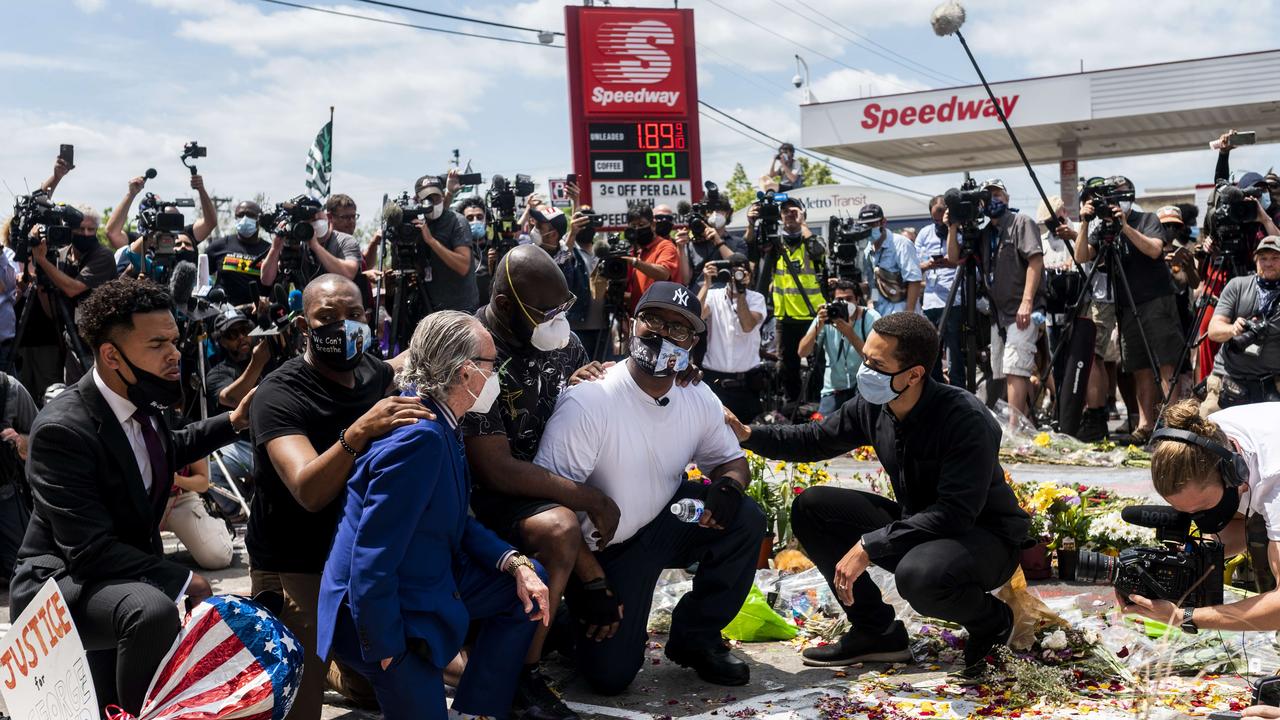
[309,319,371,371]
[629,330,690,378]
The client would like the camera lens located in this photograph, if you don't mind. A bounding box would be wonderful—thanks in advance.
[1075,550,1117,585]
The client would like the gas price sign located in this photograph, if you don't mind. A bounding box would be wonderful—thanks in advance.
[566,7,703,228]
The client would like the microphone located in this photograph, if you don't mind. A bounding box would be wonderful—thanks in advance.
[942,187,963,208]
[382,200,403,226]
[676,200,692,216]
[1120,505,1190,531]
[656,397,670,407]
[205,287,227,304]
[144,168,157,181]
[272,283,288,309]
[592,239,613,259]
[288,288,304,314]
[196,253,210,289]
[930,1,966,36]
[170,260,198,309]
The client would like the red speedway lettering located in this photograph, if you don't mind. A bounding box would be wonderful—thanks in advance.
[861,94,1020,134]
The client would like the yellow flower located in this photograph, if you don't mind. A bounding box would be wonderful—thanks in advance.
[685,466,703,481]
[775,462,786,472]
[1034,432,1052,448]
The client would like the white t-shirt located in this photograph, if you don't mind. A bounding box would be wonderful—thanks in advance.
[703,286,766,373]
[533,362,745,549]
[1210,402,1280,539]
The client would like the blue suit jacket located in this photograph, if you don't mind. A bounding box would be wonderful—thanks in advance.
[317,396,513,668]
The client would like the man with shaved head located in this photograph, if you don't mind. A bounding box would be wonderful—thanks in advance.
[247,273,434,720]
[462,245,612,720]
[206,199,273,307]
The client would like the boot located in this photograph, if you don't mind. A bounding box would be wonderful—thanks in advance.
[1074,408,1108,443]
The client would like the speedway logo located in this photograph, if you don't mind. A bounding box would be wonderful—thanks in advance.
[592,20,674,85]
[591,87,681,108]
[581,15,687,114]
[861,94,1020,134]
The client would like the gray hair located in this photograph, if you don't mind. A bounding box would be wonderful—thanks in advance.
[396,310,483,403]
[76,204,100,227]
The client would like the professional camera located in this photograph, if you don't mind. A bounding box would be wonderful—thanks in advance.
[595,232,634,282]
[9,190,84,263]
[1082,175,1133,229]
[1230,316,1271,353]
[382,191,431,268]
[827,215,870,283]
[943,178,990,229]
[1075,505,1224,608]
[136,193,187,235]
[685,181,722,240]
[1208,183,1262,256]
[486,174,536,220]
[825,299,852,322]
[260,195,323,246]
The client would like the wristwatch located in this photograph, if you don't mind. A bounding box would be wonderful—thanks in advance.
[1180,607,1199,635]
[505,554,535,575]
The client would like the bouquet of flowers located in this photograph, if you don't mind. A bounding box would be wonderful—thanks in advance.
[740,451,832,546]
[1087,509,1157,553]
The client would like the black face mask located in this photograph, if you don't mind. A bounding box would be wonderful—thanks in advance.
[783,231,803,245]
[625,227,655,247]
[112,345,183,415]
[72,233,98,254]
[1190,484,1239,534]
[933,222,948,238]
[654,219,673,238]
[308,319,371,372]
[176,249,198,266]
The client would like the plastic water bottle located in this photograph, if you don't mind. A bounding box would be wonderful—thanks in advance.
[1031,310,1046,326]
[670,498,705,523]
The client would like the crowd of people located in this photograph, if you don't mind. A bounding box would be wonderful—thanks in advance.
[0,129,1277,720]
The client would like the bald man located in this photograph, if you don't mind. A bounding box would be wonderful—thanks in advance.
[206,199,272,306]
[247,274,433,720]
[462,245,611,720]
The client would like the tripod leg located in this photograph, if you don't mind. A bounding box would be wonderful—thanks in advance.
[1110,254,1169,434]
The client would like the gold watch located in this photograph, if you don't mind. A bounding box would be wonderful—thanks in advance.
[505,554,535,575]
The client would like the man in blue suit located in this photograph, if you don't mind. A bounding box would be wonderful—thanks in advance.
[318,310,550,720]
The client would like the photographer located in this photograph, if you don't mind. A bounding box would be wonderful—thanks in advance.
[1205,236,1280,407]
[860,204,923,316]
[104,172,217,252]
[798,280,879,416]
[1212,131,1280,248]
[458,197,491,299]
[699,254,766,423]
[767,142,804,191]
[679,195,744,295]
[411,176,479,313]
[247,274,433,719]
[205,200,272,308]
[623,206,680,313]
[725,313,1029,678]
[916,195,962,384]
[1074,176,1182,444]
[260,194,361,288]
[1121,400,1280,644]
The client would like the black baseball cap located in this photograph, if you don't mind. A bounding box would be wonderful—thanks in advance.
[858,204,885,223]
[635,281,706,334]
[213,307,253,335]
[728,252,749,267]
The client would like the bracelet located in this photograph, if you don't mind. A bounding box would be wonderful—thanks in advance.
[505,554,535,575]
[338,428,359,457]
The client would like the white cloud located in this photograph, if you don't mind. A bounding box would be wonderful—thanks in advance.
[809,67,929,102]
[74,0,106,13]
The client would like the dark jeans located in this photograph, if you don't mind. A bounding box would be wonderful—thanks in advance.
[75,579,183,713]
[568,482,765,695]
[704,369,763,423]
[925,306,965,387]
[777,318,811,402]
[791,486,1018,639]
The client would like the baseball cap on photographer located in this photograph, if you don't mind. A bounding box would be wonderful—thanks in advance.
[635,281,706,334]
[414,176,445,202]
[530,206,569,237]
[1256,236,1280,255]
[1238,171,1267,190]
[214,307,253,336]
[1157,206,1184,225]
[981,178,1007,193]
[857,204,885,223]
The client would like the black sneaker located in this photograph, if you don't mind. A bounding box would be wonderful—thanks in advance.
[1074,408,1109,443]
[801,621,912,667]
[960,601,1014,677]
[512,665,579,720]
[665,639,750,686]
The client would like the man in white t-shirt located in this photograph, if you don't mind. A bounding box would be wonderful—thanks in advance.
[698,254,767,423]
[534,282,764,695]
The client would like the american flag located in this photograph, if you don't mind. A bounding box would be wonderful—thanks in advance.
[108,595,304,720]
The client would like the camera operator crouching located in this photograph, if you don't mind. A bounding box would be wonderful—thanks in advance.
[698,254,766,422]
[1205,236,1280,408]
[799,280,879,416]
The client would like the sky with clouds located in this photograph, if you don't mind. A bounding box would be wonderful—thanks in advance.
[3,0,1279,227]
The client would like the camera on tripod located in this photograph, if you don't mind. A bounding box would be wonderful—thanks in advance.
[9,190,84,264]
[260,195,323,247]
[827,215,869,284]
[1075,505,1224,608]
[685,181,722,239]
[943,178,990,231]
[751,189,790,242]
[383,191,432,268]
[1209,183,1264,256]
[595,232,634,282]
[486,174,536,220]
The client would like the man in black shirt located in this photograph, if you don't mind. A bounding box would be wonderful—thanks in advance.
[725,313,1029,678]
[204,308,273,518]
[463,245,613,720]
[247,273,432,720]
[206,201,272,308]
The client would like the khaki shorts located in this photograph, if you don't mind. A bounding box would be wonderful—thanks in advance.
[1088,301,1120,363]
[992,320,1040,379]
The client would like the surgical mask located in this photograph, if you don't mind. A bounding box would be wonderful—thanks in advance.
[530,314,571,351]
[870,227,883,243]
[1118,200,1133,215]
[528,228,543,247]
[710,212,727,230]
[308,319,371,372]
[466,363,501,415]
[311,218,330,239]
[628,332,690,378]
[111,344,183,414]
[469,220,486,240]
[427,202,444,221]
[1262,193,1273,212]
[625,227,654,246]
[986,199,1008,218]
[855,363,913,405]
[1190,484,1240,534]
[236,216,258,237]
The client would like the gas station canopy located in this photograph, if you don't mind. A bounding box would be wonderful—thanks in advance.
[801,50,1280,177]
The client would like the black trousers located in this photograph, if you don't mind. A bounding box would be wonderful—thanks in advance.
[777,318,811,403]
[75,579,182,713]
[567,482,765,695]
[791,486,1018,639]
[704,369,763,423]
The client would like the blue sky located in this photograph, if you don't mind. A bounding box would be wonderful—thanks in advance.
[3,0,1279,228]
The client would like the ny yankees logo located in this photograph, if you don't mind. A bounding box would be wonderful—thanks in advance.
[673,288,689,306]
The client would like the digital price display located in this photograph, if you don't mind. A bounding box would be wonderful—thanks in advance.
[588,122,691,181]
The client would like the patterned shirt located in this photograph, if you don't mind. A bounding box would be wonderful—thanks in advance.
[461,306,589,461]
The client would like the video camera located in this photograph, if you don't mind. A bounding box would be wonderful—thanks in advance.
[382,191,432,269]
[260,195,323,247]
[826,215,870,284]
[685,181,722,240]
[180,141,206,176]
[593,232,633,282]
[9,190,84,264]
[485,174,536,220]
[1075,505,1224,608]
[1081,176,1134,222]
[428,172,482,188]
[943,179,990,232]
[1230,315,1272,355]
[1209,182,1263,256]
[136,193,188,235]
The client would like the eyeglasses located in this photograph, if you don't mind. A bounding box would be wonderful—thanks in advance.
[335,213,359,222]
[527,295,577,324]
[636,311,694,343]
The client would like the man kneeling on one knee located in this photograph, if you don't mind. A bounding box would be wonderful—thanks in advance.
[724,312,1030,677]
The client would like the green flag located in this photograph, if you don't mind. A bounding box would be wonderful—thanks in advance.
[304,119,332,199]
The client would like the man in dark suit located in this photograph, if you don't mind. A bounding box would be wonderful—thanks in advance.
[9,278,253,714]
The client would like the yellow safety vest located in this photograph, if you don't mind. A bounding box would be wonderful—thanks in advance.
[772,243,824,320]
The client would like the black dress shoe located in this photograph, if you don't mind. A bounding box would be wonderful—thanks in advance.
[512,665,580,720]
[801,621,912,667]
[961,601,1014,677]
[664,639,750,686]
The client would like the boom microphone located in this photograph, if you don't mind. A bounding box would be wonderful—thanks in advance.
[169,260,198,309]
[930,0,966,36]
[1120,505,1190,531]
[382,200,403,226]
[676,200,693,216]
